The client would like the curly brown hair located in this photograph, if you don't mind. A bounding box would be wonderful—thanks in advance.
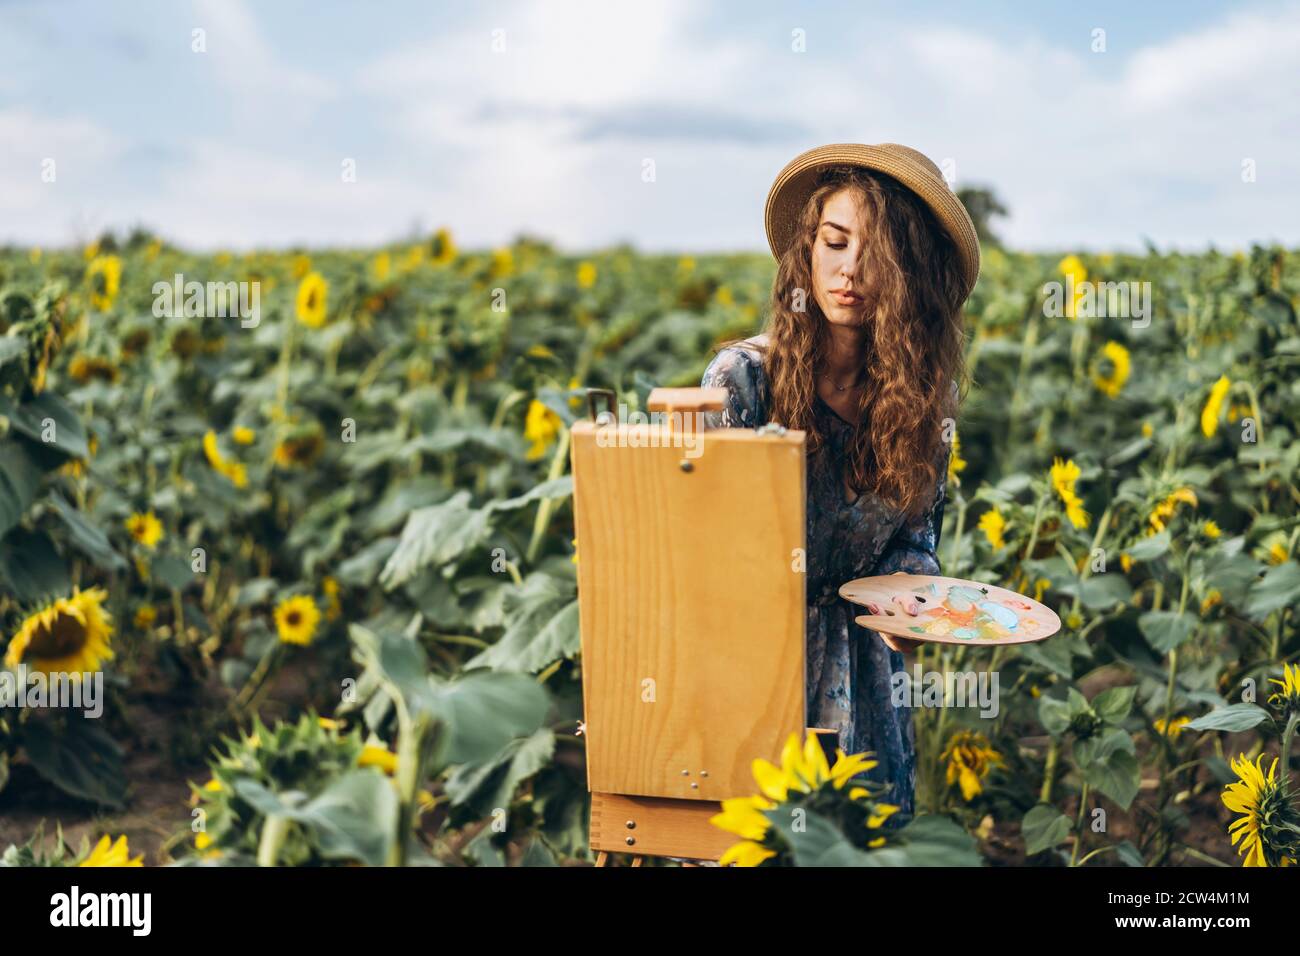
[718,164,970,518]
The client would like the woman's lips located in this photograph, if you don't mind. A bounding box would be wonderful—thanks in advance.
[830,291,862,306]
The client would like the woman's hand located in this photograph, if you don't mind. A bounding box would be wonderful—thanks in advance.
[868,570,924,653]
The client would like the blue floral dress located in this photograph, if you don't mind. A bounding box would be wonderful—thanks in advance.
[700,341,951,822]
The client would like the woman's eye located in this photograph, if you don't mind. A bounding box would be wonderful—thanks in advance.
[824,240,847,249]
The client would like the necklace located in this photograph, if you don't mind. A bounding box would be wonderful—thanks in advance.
[822,372,862,392]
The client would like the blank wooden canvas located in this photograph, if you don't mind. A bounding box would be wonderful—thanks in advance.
[571,420,806,801]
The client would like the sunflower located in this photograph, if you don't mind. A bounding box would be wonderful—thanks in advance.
[358,744,398,775]
[274,595,321,646]
[295,271,328,328]
[120,325,152,358]
[4,587,114,675]
[85,255,122,311]
[79,835,143,867]
[273,428,325,469]
[68,354,120,384]
[524,399,563,461]
[979,508,1006,550]
[371,251,392,283]
[125,510,164,549]
[713,796,777,866]
[1200,375,1232,437]
[940,730,1004,801]
[1222,753,1297,867]
[1091,341,1131,398]
[948,430,966,487]
[1267,662,1300,716]
[1049,457,1089,529]
[490,247,514,279]
[576,260,597,289]
[431,228,457,265]
[133,604,157,629]
[202,429,249,488]
[1147,487,1197,535]
[711,731,890,866]
[232,425,256,445]
[1057,254,1087,319]
[322,576,341,621]
[1152,715,1191,739]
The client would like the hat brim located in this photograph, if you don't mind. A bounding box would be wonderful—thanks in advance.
[764,143,981,301]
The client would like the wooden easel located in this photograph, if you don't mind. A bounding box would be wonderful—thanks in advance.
[571,386,811,865]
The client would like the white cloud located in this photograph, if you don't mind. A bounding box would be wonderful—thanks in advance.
[1,1,1296,251]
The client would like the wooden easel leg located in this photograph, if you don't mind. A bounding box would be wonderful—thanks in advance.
[595,851,609,867]
[630,856,643,867]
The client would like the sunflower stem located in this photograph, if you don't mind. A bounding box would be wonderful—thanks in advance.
[526,426,571,564]
[1069,780,1090,866]
[257,813,291,867]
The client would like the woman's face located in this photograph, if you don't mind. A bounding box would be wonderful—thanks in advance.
[810,187,869,326]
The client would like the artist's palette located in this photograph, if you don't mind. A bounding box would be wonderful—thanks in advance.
[838,574,1061,646]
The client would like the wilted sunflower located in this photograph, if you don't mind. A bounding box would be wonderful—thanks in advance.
[273,427,325,469]
[1090,341,1131,398]
[940,730,1005,802]
[296,271,328,328]
[68,354,120,384]
[120,325,151,359]
[125,510,164,549]
[274,594,321,646]
[1222,753,1298,867]
[170,325,200,359]
[85,255,122,311]
[4,586,114,675]
[78,835,143,867]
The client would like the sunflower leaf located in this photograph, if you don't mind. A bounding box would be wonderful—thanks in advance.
[1185,703,1270,732]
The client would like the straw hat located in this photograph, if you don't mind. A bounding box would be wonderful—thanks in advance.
[764,143,981,300]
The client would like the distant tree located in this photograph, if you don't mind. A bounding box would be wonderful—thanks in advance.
[956,186,1009,247]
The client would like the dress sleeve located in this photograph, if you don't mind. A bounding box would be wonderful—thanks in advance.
[699,346,762,429]
[873,439,951,576]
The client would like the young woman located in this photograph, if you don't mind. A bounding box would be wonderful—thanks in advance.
[700,143,980,821]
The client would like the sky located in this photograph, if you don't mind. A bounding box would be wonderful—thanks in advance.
[1,0,1296,254]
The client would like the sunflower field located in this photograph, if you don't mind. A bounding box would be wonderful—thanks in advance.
[0,231,1298,868]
